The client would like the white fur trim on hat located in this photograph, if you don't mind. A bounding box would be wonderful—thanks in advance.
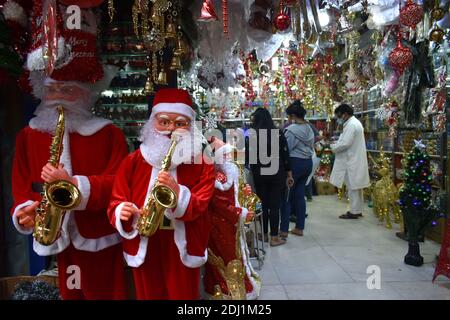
[3,1,27,27]
[26,37,73,72]
[152,103,195,120]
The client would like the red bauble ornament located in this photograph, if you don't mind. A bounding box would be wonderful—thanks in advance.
[389,35,413,75]
[274,12,290,31]
[399,0,424,29]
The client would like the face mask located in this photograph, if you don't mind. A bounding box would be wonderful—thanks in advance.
[337,118,344,125]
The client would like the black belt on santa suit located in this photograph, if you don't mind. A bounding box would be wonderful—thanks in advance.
[161,216,174,230]
[32,182,44,194]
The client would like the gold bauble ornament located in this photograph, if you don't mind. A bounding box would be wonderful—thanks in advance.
[431,7,445,21]
[429,26,445,43]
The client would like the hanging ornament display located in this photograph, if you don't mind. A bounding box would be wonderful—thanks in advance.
[399,0,424,29]
[42,0,59,76]
[222,0,229,37]
[198,0,219,22]
[389,33,413,75]
[108,0,115,22]
[430,0,445,22]
[432,113,446,134]
[429,23,445,43]
[274,1,291,31]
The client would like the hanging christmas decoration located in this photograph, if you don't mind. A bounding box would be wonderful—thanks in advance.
[388,33,413,75]
[429,23,445,43]
[108,0,115,22]
[198,0,219,22]
[222,0,229,37]
[399,0,423,29]
[386,100,399,138]
[274,1,291,32]
[430,0,445,22]
[432,113,446,134]
[42,0,59,76]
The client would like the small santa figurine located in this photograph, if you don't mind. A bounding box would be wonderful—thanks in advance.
[204,137,261,300]
[11,1,128,299]
[108,88,216,300]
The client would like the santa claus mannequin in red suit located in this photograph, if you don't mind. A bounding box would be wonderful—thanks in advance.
[11,76,129,299]
[108,88,215,300]
[11,3,128,299]
[204,138,261,300]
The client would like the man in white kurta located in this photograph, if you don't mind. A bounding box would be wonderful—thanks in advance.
[330,104,370,219]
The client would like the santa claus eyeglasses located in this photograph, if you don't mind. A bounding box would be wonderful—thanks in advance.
[156,116,191,129]
[43,84,79,95]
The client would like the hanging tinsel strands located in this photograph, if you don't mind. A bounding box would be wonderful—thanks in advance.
[108,0,115,22]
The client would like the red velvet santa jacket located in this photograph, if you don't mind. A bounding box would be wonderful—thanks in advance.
[108,148,215,268]
[11,124,128,256]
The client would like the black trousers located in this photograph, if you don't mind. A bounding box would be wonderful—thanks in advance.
[253,175,285,237]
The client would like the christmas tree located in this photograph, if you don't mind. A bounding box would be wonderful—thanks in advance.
[398,140,437,266]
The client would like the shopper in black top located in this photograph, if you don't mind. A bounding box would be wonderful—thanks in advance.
[245,108,293,247]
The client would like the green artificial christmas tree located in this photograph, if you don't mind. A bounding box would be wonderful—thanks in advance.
[398,140,437,266]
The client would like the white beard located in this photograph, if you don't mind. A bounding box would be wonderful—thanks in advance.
[139,117,206,169]
[29,100,111,136]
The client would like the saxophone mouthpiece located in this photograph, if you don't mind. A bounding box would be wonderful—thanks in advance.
[170,131,182,142]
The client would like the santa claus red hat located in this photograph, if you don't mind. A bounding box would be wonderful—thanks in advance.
[151,88,196,120]
[25,1,104,94]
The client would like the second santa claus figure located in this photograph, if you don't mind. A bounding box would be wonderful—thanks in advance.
[108,88,215,300]
[204,138,261,300]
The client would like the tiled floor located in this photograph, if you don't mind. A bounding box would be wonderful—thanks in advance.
[254,195,450,300]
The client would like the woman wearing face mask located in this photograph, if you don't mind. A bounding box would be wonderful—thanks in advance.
[246,108,292,247]
[280,101,314,238]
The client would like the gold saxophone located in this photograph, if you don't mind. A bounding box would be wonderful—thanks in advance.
[34,106,81,246]
[136,134,178,237]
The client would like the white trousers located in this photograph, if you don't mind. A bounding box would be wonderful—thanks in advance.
[348,189,364,214]
[344,172,364,214]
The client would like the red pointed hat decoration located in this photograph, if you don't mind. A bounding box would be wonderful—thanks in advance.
[26,0,104,84]
[198,0,219,21]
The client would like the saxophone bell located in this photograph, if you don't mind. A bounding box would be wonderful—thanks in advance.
[46,180,81,209]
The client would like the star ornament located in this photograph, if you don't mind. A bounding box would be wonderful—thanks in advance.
[413,139,426,151]
[308,38,325,58]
